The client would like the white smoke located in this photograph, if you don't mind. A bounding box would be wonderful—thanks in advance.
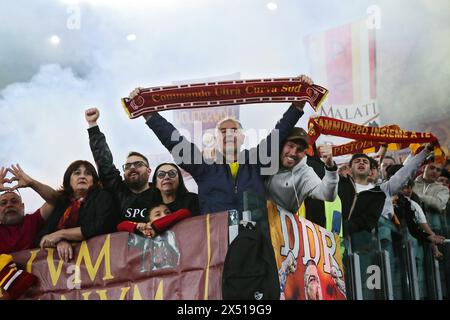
[0,0,449,210]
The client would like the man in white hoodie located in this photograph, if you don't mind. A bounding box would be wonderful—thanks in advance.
[264,127,339,213]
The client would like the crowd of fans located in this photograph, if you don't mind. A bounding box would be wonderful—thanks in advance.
[1,75,449,300]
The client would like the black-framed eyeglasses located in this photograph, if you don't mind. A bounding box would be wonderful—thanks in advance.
[156,170,178,179]
[122,161,147,171]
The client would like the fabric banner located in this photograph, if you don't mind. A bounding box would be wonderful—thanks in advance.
[308,116,444,160]
[304,20,376,106]
[5,214,228,300]
[331,139,410,158]
[121,78,328,119]
[2,208,349,300]
[267,201,346,300]
[304,20,380,157]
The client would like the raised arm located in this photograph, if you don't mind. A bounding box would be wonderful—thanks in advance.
[85,108,123,191]
[7,164,57,220]
[8,164,57,202]
[129,86,206,178]
[381,144,432,196]
[145,113,205,177]
[306,145,339,201]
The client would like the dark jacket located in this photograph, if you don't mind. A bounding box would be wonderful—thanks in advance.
[394,193,431,243]
[304,154,327,227]
[146,105,303,214]
[338,176,386,235]
[88,125,155,223]
[35,188,116,245]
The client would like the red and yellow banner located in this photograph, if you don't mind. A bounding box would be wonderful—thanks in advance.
[304,20,376,105]
[308,116,444,160]
[3,209,349,300]
[121,78,328,119]
[5,214,228,300]
[268,201,346,300]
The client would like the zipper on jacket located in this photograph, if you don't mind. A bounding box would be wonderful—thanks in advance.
[225,162,239,194]
[347,193,359,221]
[234,167,240,194]
[347,177,358,221]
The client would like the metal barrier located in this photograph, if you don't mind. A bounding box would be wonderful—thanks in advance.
[343,216,448,300]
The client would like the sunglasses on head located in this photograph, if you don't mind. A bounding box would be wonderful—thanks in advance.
[122,161,147,171]
[156,169,178,179]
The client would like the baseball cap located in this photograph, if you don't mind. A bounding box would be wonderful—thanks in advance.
[285,127,310,145]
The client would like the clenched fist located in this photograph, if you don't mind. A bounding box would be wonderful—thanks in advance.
[318,144,335,168]
[85,107,100,127]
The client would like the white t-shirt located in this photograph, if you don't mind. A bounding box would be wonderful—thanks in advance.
[355,183,374,194]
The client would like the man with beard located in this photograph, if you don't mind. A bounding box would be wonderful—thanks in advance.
[0,190,40,299]
[264,127,339,213]
[0,191,44,254]
[85,108,154,224]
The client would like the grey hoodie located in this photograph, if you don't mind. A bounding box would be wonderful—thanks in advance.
[264,157,339,212]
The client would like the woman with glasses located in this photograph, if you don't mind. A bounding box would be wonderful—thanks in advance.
[117,163,199,237]
[151,163,199,215]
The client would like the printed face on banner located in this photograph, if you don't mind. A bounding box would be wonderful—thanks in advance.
[268,201,346,300]
[128,231,180,272]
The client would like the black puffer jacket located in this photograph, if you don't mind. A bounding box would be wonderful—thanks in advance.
[35,188,116,245]
[338,176,386,235]
[88,125,155,223]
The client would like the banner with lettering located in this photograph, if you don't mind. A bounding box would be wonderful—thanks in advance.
[268,201,346,300]
[304,20,379,154]
[121,78,328,119]
[308,116,444,160]
[6,214,228,300]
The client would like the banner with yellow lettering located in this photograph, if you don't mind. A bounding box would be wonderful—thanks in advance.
[7,214,228,300]
[268,201,346,300]
[121,78,328,119]
[308,116,444,160]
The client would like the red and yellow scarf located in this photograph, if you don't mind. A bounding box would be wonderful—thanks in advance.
[57,198,82,230]
[307,116,444,162]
